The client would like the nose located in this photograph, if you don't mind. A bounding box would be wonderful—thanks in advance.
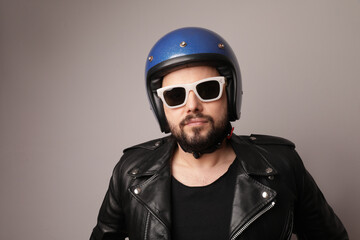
[185,90,203,113]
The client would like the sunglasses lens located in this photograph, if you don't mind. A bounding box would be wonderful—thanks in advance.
[196,80,220,100]
[163,87,186,107]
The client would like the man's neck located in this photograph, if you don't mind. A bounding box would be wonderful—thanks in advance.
[171,140,236,186]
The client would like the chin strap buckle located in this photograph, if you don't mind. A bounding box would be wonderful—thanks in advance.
[193,152,201,159]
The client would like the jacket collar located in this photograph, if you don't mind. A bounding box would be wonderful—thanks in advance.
[230,134,278,176]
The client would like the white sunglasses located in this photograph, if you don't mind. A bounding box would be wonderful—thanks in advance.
[157,76,226,109]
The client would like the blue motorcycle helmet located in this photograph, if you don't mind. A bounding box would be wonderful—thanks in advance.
[145,27,242,133]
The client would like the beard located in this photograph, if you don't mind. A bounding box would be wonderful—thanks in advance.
[168,113,230,154]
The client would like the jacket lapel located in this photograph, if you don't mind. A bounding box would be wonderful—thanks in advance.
[129,137,175,232]
[229,135,277,238]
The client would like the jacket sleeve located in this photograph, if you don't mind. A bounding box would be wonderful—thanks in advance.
[90,160,128,240]
[293,152,348,240]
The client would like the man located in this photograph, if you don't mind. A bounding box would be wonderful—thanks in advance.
[90,27,348,239]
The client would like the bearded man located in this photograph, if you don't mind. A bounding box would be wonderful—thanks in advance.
[90,27,348,240]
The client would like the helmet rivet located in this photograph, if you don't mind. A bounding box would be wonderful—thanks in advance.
[218,43,225,49]
[148,56,153,62]
[180,41,187,47]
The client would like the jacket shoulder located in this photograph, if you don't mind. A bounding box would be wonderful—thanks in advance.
[239,134,295,148]
[123,136,171,153]
[116,136,174,177]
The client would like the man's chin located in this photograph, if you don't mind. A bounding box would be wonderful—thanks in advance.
[183,131,212,145]
[183,126,209,138]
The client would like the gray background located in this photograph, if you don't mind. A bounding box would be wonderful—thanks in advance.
[1,0,359,239]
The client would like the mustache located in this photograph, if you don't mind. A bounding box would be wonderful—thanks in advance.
[179,113,214,127]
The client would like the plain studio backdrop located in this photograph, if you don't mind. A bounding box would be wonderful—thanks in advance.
[1,0,359,239]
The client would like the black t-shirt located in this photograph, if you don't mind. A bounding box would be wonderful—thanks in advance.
[171,159,237,240]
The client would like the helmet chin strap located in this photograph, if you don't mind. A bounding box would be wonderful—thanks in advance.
[178,123,234,159]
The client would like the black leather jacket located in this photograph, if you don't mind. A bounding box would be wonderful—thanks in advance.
[90,134,348,240]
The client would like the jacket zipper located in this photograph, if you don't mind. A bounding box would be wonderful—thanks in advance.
[230,201,276,240]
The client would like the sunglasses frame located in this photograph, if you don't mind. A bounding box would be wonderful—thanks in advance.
[157,76,226,109]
